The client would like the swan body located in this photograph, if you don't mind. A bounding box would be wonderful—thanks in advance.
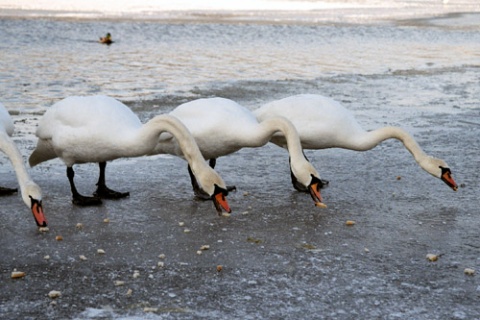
[254,94,458,191]
[151,97,326,206]
[29,95,231,214]
[0,102,47,227]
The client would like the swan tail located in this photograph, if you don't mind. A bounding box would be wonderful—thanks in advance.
[29,139,57,167]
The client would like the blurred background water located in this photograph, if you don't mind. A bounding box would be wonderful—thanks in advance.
[0,1,479,118]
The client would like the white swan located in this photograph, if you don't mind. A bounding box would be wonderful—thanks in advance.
[150,97,326,207]
[254,94,458,191]
[28,95,231,215]
[0,102,47,227]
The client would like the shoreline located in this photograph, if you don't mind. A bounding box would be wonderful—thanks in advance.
[1,8,480,26]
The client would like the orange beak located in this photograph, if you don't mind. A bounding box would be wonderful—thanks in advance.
[212,185,231,215]
[309,181,327,208]
[32,200,47,227]
[213,192,231,215]
[441,168,458,191]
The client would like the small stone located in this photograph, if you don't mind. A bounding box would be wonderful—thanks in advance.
[38,227,49,233]
[126,288,133,296]
[79,255,87,261]
[75,223,83,229]
[103,218,110,223]
[158,254,166,259]
[426,253,439,262]
[196,250,202,255]
[217,265,223,272]
[97,249,105,254]
[200,245,210,250]
[114,280,125,286]
[183,228,191,233]
[11,271,26,279]
[178,222,185,227]
[345,220,356,226]
[48,290,61,299]
[157,261,165,268]
[44,255,50,260]
[464,268,475,276]
[55,235,63,241]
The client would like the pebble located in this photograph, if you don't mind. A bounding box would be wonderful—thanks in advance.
[464,268,475,276]
[48,290,61,299]
[11,271,26,279]
[426,253,439,262]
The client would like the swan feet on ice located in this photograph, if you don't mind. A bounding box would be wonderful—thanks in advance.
[67,162,128,207]
[72,193,102,206]
[0,186,18,195]
[93,162,130,199]
[94,185,130,199]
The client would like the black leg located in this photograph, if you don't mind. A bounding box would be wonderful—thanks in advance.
[67,166,102,206]
[209,158,216,168]
[0,186,18,195]
[93,162,130,199]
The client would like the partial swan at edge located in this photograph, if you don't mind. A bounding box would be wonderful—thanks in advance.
[0,102,47,227]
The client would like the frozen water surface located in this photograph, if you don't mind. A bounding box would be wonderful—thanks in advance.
[0,1,479,319]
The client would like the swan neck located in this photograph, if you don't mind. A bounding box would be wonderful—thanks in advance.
[0,132,32,189]
[140,115,207,170]
[366,127,428,162]
[259,117,305,162]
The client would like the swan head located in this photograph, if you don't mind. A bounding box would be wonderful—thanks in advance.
[212,184,231,216]
[290,158,327,208]
[194,166,232,215]
[421,157,458,191]
[21,182,47,227]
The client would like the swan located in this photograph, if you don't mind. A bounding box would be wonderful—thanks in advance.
[150,97,326,207]
[254,94,458,191]
[0,102,47,227]
[28,95,231,215]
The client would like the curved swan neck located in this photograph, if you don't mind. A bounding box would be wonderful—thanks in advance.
[138,115,208,171]
[361,127,429,163]
[0,132,32,189]
[257,117,305,163]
